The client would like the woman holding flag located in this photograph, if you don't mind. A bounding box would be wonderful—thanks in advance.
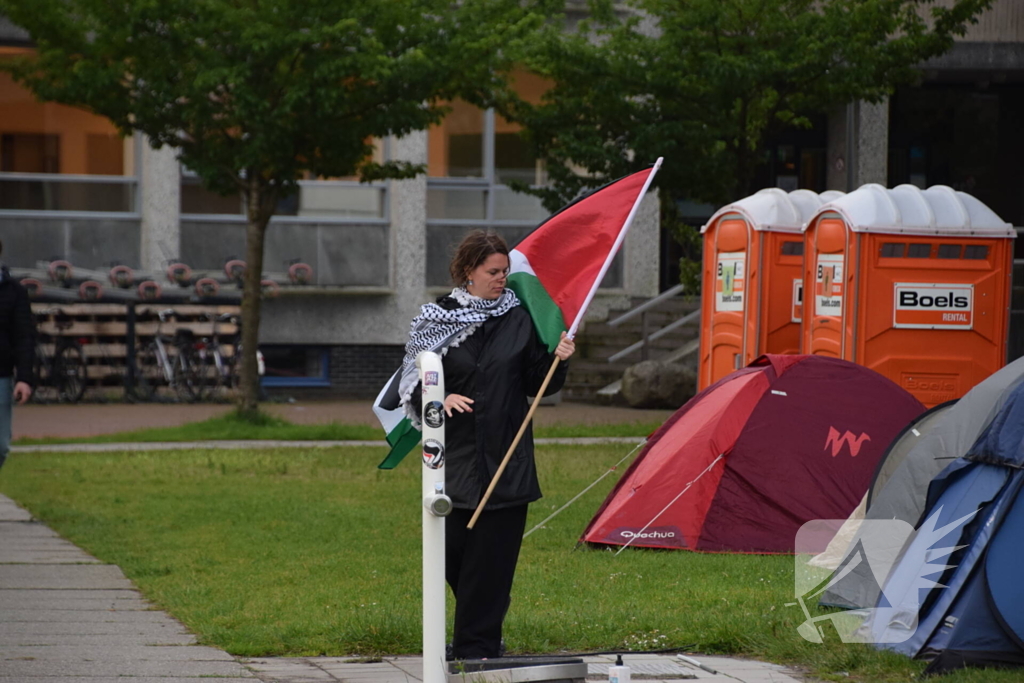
[373,160,661,660]
[401,229,575,660]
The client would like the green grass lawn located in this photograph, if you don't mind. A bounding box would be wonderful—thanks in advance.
[0,444,1014,683]
[12,411,665,445]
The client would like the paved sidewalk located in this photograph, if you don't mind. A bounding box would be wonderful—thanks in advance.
[244,653,811,683]
[11,436,646,454]
[0,494,254,682]
[1,493,814,683]
[12,401,675,441]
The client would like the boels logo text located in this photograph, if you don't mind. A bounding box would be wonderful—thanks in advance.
[893,283,973,330]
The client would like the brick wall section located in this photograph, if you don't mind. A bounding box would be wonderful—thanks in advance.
[329,344,405,397]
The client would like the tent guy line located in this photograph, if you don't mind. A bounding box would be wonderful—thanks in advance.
[615,453,725,556]
[523,439,647,540]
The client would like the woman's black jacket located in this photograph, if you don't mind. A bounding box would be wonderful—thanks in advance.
[411,301,568,511]
[0,270,35,386]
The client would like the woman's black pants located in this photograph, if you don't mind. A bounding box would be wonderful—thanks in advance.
[446,505,528,660]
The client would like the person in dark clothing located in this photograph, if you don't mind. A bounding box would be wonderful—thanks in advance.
[0,240,36,470]
[403,230,574,660]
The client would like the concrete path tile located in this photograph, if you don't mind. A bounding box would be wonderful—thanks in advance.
[0,679,252,683]
[1,550,103,563]
[0,632,198,646]
[0,563,134,589]
[688,656,789,672]
[1,532,76,545]
[0,520,59,536]
[0,619,191,637]
[244,657,340,681]
[0,607,184,623]
[0,643,237,661]
[0,658,255,678]
[0,532,102,563]
[0,588,151,609]
[0,498,32,521]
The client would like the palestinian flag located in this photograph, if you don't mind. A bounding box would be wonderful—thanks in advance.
[508,163,660,351]
[373,374,422,470]
[374,160,662,469]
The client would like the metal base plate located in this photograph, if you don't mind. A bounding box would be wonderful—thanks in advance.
[447,657,587,683]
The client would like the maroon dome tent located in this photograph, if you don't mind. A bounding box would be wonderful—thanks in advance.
[582,355,925,553]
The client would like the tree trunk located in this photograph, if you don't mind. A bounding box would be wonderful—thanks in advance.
[238,177,273,419]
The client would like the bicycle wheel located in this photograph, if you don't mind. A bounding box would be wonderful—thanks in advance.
[226,346,240,390]
[191,345,216,401]
[131,342,160,402]
[173,344,203,402]
[31,345,55,404]
[54,343,87,403]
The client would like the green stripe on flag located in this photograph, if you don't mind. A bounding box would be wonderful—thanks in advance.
[377,418,421,470]
[508,272,566,352]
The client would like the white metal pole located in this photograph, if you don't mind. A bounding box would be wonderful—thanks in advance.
[417,351,450,683]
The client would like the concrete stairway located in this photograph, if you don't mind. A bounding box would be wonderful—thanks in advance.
[563,295,701,403]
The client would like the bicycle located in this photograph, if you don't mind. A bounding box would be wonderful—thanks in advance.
[192,312,239,400]
[32,307,88,404]
[132,308,203,402]
[191,311,265,401]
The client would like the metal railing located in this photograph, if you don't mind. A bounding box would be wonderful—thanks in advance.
[605,284,701,363]
[0,173,138,213]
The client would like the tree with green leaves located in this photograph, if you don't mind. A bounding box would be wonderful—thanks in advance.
[502,0,993,287]
[0,0,543,417]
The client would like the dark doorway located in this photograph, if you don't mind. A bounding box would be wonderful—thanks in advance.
[889,83,1024,258]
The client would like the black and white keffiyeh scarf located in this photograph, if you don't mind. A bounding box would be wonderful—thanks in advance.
[399,286,519,425]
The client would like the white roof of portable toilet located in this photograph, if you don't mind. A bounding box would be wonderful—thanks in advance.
[701,188,843,234]
[811,183,1016,237]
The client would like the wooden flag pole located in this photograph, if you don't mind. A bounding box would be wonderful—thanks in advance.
[467,355,561,529]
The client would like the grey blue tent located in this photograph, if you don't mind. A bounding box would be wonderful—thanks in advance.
[864,400,958,509]
[821,355,1024,608]
[865,382,1024,674]
[808,400,955,571]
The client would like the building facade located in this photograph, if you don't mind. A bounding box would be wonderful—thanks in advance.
[3,0,1020,393]
[0,27,659,394]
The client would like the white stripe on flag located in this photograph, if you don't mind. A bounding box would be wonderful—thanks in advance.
[509,249,536,277]
[372,371,404,434]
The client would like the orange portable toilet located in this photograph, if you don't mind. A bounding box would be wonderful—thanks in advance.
[802,183,1015,407]
[698,188,843,390]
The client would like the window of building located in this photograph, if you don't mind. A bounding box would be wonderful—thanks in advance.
[0,49,137,213]
[938,244,962,259]
[751,118,828,193]
[428,100,484,179]
[775,145,798,191]
[1,133,59,173]
[181,140,388,220]
[424,70,629,289]
[907,243,932,258]
[426,71,550,223]
[260,346,330,387]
